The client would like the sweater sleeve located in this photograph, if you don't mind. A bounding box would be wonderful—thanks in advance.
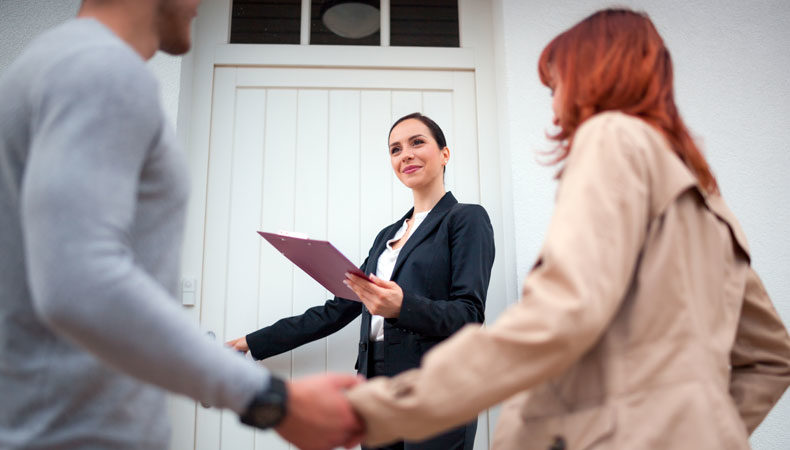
[21,47,266,414]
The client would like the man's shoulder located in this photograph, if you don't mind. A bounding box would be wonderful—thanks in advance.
[17,19,157,103]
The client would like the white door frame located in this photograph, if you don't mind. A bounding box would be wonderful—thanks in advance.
[171,1,517,448]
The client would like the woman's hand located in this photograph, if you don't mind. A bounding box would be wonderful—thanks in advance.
[344,273,403,318]
[226,336,249,354]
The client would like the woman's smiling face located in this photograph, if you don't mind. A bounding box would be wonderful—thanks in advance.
[388,118,449,190]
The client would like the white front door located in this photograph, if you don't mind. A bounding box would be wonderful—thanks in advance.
[182,65,489,450]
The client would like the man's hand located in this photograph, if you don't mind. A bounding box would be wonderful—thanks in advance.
[344,273,403,318]
[276,373,365,450]
[225,336,249,354]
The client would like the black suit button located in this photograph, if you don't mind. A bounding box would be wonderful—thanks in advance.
[548,436,566,450]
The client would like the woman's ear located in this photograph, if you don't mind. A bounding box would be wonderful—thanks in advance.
[441,147,450,165]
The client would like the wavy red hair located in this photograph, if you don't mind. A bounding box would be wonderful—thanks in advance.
[538,9,717,193]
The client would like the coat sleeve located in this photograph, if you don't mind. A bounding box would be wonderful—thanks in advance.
[729,267,790,433]
[388,205,494,337]
[246,262,366,361]
[346,114,651,446]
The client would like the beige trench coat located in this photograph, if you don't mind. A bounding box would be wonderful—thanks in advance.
[347,112,790,449]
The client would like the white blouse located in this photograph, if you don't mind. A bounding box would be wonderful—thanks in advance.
[369,210,431,342]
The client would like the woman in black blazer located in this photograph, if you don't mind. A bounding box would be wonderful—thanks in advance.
[228,112,495,450]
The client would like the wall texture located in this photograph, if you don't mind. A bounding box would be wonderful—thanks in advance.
[0,0,183,127]
[491,0,790,448]
[0,0,79,74]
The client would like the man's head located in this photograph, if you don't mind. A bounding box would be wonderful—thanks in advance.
[155,0,201,55]
[80,0,200,57]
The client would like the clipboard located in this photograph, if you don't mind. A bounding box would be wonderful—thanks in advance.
[258,231,369,302]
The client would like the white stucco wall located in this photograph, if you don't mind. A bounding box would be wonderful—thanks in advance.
[491,0,790,448]
[0,0,183,128]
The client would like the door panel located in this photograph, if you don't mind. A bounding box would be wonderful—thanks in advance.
[220,87,268,450]
[253,88,299,450]
[197,66,486,449]
[326,90,363,374]
[195,66,235,450]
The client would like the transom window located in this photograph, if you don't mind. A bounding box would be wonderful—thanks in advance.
[230,0,460,47]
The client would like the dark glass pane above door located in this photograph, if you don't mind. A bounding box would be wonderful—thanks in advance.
[231,0,301,44]
[390,0,459,47]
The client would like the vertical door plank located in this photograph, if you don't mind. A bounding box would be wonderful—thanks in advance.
[422,91,456,196]
[449,71,490,450]
[167,396,196,450]
[219,88,267,450]
[453,70,492,450]
[451,71,480,203]
[390,91,422,217]
[254,88,299,450]
[326,90,363,375]
[360,91,394,246]
[290,89,331,379]
[196,67,236,450]
[391,90,422,120]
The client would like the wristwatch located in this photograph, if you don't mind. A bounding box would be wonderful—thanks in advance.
[239,376,288,429]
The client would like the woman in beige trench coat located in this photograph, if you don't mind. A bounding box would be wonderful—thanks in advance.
[344,8,790,450]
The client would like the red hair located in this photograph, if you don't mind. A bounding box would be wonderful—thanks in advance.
[538,9,717,193]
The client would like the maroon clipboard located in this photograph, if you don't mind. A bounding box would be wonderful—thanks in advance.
[258,231,369,302]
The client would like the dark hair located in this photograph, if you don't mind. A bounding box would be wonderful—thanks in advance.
[538,8,717,192]
[389,112,447,149]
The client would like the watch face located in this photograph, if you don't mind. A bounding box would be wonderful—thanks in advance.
[241,377,288,429]
[252,404,283,425]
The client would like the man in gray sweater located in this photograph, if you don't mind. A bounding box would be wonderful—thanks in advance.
[0,1,363,449]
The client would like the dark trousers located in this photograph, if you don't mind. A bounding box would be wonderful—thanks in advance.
[361,341,477,450]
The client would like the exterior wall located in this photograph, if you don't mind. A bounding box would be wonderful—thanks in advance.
[0,0,183,128]
[0,0,79,75]
[491,1,790,448]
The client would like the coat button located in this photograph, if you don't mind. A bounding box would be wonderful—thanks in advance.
[548,436,566,450]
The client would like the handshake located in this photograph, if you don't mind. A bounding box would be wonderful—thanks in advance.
[227,337,366,450]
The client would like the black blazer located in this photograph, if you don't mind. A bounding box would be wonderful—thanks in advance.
[246,191,495,377]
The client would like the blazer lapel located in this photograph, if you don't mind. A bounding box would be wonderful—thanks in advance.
[361,213,411,319]
[390,191,457,280]
[365,215,410,277]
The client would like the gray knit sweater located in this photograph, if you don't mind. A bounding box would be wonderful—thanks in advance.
[0,19,267,449]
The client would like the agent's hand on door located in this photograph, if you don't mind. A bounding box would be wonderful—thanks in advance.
[226,336,249,354]
[344,273,403,318]
[277,374,366,450]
